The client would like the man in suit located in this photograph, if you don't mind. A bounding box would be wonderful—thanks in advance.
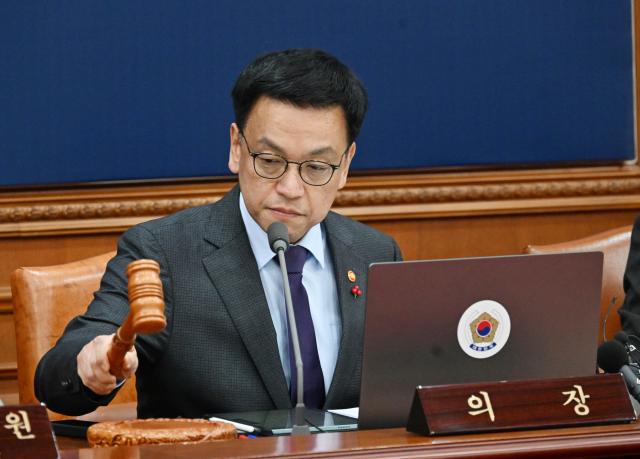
[35,48,402,418]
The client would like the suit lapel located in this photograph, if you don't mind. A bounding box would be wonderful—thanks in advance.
[323,214,369,408]
[201,187,291,409]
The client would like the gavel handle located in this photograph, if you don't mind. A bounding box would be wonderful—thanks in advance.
[107,319,136,380]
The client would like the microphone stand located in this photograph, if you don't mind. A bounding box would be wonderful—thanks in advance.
[276,248,311,436]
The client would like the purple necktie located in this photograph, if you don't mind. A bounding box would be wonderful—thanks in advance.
[284,245,325,409]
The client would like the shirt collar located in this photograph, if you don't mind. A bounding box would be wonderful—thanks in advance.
[239,192,326,270]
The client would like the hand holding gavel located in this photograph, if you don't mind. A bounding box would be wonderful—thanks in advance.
[76,259,166,394]
[107,259,166,379]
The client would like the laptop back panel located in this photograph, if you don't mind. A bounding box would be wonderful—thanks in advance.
[358,252,603,429]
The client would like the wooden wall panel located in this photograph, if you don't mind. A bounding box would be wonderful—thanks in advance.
[0,286,17,404]
[369,210,639,261]
[0,311,17,366]
[0,235,120,281]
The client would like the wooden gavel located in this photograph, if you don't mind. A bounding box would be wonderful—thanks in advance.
[107,259,166,379]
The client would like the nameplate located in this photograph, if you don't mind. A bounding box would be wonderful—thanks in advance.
[407,374,635,435]
[0,404,58,459]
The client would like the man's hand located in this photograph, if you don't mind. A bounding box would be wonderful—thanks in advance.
[77,334,138,395]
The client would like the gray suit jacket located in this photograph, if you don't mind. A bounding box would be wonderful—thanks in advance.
[35,185,402,418]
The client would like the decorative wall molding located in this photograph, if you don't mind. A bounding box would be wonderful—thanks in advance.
[334,177,640,206]
[0,197,218,223]
[2,166,640,235]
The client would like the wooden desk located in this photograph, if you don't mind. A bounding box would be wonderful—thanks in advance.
[56,420,640,458]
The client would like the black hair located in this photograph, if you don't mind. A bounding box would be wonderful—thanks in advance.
[232,48,368,145]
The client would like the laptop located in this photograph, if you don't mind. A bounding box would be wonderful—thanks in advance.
[358,252,604,429]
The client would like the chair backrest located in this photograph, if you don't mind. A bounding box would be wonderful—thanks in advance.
[10,251,136,419]
[524,225,633,345]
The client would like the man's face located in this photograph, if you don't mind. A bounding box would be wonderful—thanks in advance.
[228,96,355,243]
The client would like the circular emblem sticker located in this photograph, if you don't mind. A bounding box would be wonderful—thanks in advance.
[457,300,511,359]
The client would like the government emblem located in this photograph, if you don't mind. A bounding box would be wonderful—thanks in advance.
[457,300,511,359]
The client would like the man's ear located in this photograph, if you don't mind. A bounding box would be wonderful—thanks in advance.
[228,123,242,174]
[337,142,356,189]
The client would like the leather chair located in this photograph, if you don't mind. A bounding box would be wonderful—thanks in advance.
[524,225,633,345]
[10,251,136,420]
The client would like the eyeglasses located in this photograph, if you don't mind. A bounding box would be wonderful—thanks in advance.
[239,131,350,186]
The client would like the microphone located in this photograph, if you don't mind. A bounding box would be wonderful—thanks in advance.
[268,221,289,253]
[613,331,640,370]
[597,339,640,409]
[598,340,630,373]
[267,222,310,436]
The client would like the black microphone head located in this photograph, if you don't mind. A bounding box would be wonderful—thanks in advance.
[267,221,289,253]
[615,331,630,344]
[597,340,629,373]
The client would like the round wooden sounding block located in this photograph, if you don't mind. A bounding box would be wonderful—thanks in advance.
[87,418,236,447]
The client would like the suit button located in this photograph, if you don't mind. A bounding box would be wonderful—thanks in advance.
[61,379,71,390]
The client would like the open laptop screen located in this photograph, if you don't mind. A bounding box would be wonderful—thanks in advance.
[358,252,603,429]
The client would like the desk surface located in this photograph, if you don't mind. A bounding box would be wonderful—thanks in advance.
[57,420,640,458]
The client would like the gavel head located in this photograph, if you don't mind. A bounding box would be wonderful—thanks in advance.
[126,259,166,334]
